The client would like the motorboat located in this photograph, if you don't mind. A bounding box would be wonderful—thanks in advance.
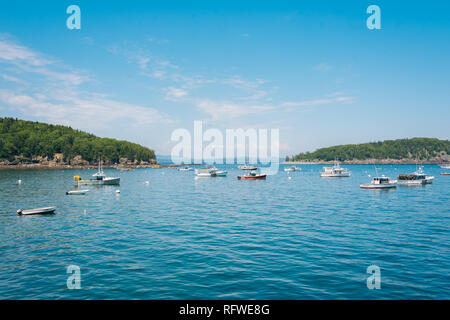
[320,162,350,177]
[284,166,301,172]
[440,164,450,169]
[195,168,216,177]
[214,170,228,177]
[178,166,193,171]
[397,167,434,186]
[66,189,89,195]
[238,170,267,180]
[17,206,56,215]
[360,175,397,189]
[75,161,120,186]
[238,165,258,170]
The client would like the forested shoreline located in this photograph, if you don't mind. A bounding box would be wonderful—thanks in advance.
[0,118,156,165]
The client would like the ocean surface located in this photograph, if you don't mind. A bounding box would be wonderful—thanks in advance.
[0,164,449,299]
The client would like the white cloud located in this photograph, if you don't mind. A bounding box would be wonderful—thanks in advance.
[195,99,275,121]
[1,74,21,83]
[315,62,333,72]
[0,37,50,66]
[0,89,171,130]
[282,96,355,108]
[165,87,188,101]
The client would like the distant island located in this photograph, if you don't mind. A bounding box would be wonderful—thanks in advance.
[0,117,156,169]
[285,138,450,164]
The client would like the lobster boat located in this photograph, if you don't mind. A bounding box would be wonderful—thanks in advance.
[238,170,266,180]
[360,176,397,189]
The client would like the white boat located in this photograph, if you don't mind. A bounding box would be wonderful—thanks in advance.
[195,168,216,177]
[320,162,350,177]
[440,164,450,169]
[397,167,434,186]
[75,161,120,186]
[284,166,301,172]
[17,206,56,215]
[360,175,397,189]
[178,166,193,171]
[66,189,89,195]
[214,170,228,177]
[238,165,257,170]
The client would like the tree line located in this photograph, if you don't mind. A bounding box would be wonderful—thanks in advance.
[287,138,450,162]
[0,118,155,163]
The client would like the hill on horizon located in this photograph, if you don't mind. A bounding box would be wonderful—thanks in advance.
[0,117,155,164]
[288,138,450,162]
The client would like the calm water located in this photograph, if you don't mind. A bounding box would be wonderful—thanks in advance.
[0,164,449,299]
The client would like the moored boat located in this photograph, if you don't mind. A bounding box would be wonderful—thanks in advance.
[195,168,216,177]
[320,162,350,177]
[75,161,120,186]
[17,206,56,215]
[360,176,397,189]
[238,165,258,170]
[284,166,301,172]
[397,167,434,186]
[66,189,89,195]
[178,166,193,171]
[238,170,266,180]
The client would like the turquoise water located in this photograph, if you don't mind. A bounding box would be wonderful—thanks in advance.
[0,164,449,299]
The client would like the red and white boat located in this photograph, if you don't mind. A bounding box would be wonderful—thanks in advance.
[237,171,267,180]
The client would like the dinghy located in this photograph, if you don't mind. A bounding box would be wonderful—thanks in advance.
[66,189,89,195]
[17,206,56,215]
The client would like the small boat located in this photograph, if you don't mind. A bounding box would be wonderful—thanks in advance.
[214,170,228,177]
[397,167,434,186]
[441,172,450,175]
[238,170,267,180]
[320,162,350,177]
[440,164,450,169]
[195,168,216,177]
[238,165,258,170]
[284,166,301,172]
[360,176,397,189]
[66,189,89,195]
[178,166,193,171]
[17,206,56,215]
[75,161,120,186]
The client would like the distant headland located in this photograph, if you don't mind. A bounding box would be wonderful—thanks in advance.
[0,117,156,169]
[284,138,450,164]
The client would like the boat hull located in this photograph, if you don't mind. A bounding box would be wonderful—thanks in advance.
[78,177,120,186]
[18,206,56,215]
[66,190,89,195]
[360,184,396,189]
[320,173,351,177]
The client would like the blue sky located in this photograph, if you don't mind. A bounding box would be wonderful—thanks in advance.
[0,0,449,156]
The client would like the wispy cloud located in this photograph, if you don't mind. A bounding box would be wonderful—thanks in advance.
[315,62,333,72]
[195,99,275,121]
[0,37,171,133]
[282,96,355,108]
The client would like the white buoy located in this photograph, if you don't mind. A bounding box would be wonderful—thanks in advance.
[17,179,22,184]
[115,190,120,194]
[288,177,292,180]
[145,181,150,184]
